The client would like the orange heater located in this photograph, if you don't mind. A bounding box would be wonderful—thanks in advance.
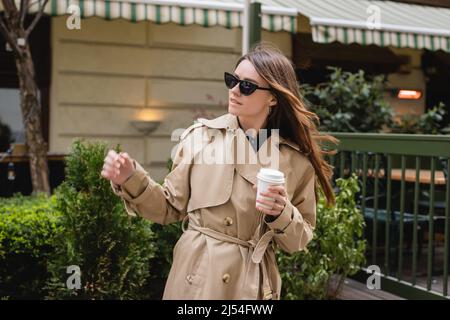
[397,89,422,100]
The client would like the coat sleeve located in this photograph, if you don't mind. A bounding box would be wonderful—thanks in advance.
[110,125,201,225]
[263,161,316,254]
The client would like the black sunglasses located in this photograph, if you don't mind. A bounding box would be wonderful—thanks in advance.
[224,72,272,96]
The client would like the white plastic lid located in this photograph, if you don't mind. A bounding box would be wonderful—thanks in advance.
[257,168,285,183]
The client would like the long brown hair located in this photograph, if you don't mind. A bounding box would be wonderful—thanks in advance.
[236,42,339,207]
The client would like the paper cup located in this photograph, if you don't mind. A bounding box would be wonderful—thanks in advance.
[256,168,285,210]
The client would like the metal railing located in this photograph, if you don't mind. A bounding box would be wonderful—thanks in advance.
[324,132,450,299]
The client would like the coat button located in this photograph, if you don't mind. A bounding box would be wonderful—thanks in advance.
[222,273,231,284]
[224,217,233,226]
[186,274,193,284]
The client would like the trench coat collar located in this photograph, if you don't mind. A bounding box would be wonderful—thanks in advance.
[197,113,301,152]
[197,112,239,130]
[198,113,301,186]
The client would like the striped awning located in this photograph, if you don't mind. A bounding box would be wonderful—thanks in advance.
[271,0,450,52]
[3,0,449,51]
[0,0,297,33]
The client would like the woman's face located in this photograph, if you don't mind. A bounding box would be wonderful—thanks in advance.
[228,59,276,119]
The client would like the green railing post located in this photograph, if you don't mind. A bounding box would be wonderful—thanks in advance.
[340,151,345,178]
[373,154,380,265]
[444,158,450,296]
[398,155,406,281]
[362,153,368,240]
[351,152,356,174]
[385,154,392,274]
[412,156,421,286]
[427,157,436,290]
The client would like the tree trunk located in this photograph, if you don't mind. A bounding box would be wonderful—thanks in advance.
[0,0,51,194]
[15,43,50,195]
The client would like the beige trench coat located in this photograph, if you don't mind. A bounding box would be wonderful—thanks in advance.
[111,113,316,300]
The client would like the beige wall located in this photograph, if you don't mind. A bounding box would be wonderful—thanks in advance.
[50,17,292,181]
[385,47,426,121]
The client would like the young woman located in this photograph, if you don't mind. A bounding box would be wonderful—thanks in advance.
[101,43,338,300]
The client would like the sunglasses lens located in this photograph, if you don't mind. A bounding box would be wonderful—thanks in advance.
[239,81,257,96]
[224,73,238,89]
[224,72,258,96]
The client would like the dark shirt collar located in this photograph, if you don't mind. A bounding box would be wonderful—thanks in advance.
[237,116,271,152]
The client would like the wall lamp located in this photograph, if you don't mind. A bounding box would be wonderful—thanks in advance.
[131,120,161,135]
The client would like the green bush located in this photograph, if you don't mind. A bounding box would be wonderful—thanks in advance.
[391,102,447,134]
[45,139,156,299]
[0,193,61,299]
[302,67,395,133]
[145,222,182,299]
[278,174,366,300]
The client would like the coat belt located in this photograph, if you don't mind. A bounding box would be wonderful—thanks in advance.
[181,215,275,300]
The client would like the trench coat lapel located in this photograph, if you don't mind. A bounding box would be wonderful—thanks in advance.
[234,129,261,186]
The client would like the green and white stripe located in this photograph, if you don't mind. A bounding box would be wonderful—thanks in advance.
[299,0,450,53]
[7,0,296,33]
[312,25,450,53]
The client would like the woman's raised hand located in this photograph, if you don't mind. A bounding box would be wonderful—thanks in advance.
[101,150,135,186]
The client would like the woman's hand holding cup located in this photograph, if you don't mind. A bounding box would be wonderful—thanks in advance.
[101,150,135,186]
[253,184,287,217]
[253,168,287,217]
